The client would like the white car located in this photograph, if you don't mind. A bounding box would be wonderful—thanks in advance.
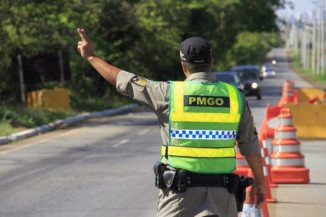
[261,64,276,78]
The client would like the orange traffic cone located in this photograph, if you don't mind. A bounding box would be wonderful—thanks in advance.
[264,104,282,156]
[278,80,295,106]
[262,140,278,188]
[258,115,277,190]
[260,146,277,203]
[241,170,269,217]
[270,108,310,184]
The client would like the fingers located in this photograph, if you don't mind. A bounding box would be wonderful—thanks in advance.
[77,28,89,42]
[255,187,266,208]
[249,186,255,204]
[255,190,266,208]
[77,41,83,53]
[250,184,266,208]
[256,196,265,208]
[76,28,96,59]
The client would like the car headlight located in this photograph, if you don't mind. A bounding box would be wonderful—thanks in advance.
[251,82,258,89]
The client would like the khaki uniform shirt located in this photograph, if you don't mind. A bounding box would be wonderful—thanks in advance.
[116,70,261,217]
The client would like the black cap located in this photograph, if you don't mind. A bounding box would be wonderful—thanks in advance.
[179,37,212,64]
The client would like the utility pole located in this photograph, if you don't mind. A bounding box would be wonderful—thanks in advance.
[290,24,299,54]
[302,28,308,69]
[17,54,26,104]
[306,26,310,70]
[300,26,309,69]
[286,23,290,50]
[317,1,322,75]
[58,50,65,88]
[321,0,325,76]
[312,11,316,74]
[301,28,304,67]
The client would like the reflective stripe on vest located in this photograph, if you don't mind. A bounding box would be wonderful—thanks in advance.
[170,129,237,140]
[163,81,243,174]
[161,146,235,158]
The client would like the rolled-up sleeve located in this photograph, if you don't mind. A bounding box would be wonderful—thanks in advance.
[236,99,261,156]
[116,70,136,96]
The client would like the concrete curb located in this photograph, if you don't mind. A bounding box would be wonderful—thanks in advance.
[0,104,140,146]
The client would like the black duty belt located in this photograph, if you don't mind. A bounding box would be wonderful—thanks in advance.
[153,162,241,193]
[153,161,254,212]
[186,172,231,187]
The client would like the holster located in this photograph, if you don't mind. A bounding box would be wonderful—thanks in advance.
[162,169,187,193]
[163,170,176,188]
[235,176,254,212]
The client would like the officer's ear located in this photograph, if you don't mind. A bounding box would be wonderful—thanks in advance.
[181,62,191,78]
[208,58,214,71]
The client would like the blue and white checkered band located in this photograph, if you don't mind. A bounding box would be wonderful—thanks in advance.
[170,129,237,140]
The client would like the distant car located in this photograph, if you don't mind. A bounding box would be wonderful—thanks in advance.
[231,65,262,100]
[214,71,244,91]
[261,64,276,78]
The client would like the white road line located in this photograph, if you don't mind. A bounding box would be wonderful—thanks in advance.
[138,129,150,135]
[0,166,50,187]
[0,129,80,156]
[112,139,129,148]
[85,154,98,159]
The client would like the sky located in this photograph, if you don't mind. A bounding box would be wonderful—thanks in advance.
[276,0,323,22]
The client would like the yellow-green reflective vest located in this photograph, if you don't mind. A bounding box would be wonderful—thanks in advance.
[161,81,243,174]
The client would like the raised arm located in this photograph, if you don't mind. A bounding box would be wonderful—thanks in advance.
[77,28,120,85]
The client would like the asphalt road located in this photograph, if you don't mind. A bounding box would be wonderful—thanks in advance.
[0,113,161,217]
[0,47,324,217]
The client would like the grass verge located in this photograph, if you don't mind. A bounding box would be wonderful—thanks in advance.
[0,95,133,137]
[290,50,326,85]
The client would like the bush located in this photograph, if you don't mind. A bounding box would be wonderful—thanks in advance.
[228,31,280,66]
[0,105,78,129]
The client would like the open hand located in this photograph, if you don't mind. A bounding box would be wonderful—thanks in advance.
[77,28,95,60]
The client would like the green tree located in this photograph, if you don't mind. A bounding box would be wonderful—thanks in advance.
[0,0,285,105]
[228,32,271,65]
[0,0,100,103]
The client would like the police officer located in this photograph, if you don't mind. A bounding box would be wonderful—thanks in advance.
[77,28,266,217]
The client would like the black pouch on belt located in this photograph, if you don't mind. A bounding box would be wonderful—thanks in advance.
[176,169,187,193]
[163,170,177,189]
[153,162,166,189]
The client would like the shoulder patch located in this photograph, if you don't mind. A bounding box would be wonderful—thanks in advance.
[131,76,149,87]
[149,80,161,87]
